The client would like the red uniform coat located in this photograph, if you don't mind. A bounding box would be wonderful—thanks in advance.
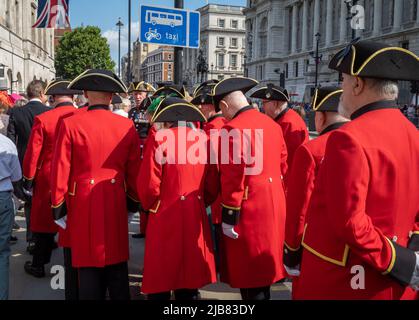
[285,122,347,252]
[138,126,218,294]
[297,102,419,300]
[50,105,141,268]
[219,106,288,288]
[275,108,309,183]
[23,103,78,233]
[203,114,227,225]
[55,107,88,248]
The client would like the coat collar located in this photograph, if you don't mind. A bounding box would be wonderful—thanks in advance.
[55,102,74,109]
[233,105,254,120]
[207,114,224,123]
[274,107,290,122]
[319,121,348,136]
[88,104,110,111]
[350,100,398,120]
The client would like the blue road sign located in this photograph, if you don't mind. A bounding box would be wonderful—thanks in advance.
[140,5,200,49]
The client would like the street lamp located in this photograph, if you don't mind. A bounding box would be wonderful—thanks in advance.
[210,63,214,80]
[310,33,322,89]
[345,0,359,40]
[116,18,124,78]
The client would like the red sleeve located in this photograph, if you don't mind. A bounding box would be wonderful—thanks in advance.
[285,144,316,251]
[219,126,246,210]
[323,130,394,273]
[50,120,72,208]
[125,126,142,202]
[23,117,44,181]
[138,132,162,212]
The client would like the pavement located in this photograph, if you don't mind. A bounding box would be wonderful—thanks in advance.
[9,212,292,300]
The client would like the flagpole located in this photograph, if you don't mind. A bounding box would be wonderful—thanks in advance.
[128,0,132,83]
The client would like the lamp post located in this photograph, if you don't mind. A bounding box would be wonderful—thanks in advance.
[116,18,124,78]
[345,0,359,40]
[310,33,322,89]
[127,0,132,83]
[210,63,214,80]
[174,0,184,85]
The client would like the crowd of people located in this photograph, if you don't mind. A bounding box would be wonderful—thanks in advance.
[0,39,418,301]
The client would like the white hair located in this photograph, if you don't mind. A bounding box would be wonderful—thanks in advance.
[365,78,399,100]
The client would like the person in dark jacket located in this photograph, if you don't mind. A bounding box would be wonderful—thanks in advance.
[7,80,49,251]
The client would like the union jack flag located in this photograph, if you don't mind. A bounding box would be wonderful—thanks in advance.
[32,0,71,29]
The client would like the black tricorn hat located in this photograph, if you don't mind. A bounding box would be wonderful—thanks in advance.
[151,97,206,123]
[250,83,290,102]
[193,80,219,97]
[68,69,128,93]
[191,83,217,106]
[211,77,259,111]
[329,39,419,81]
[128,81,156,93]
[152,85,186,99]
[311,87,343,112]
[111,94,123,105]
[45,80,83,96]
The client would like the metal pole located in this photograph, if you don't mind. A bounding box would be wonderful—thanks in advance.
[128,0,132,83]
[116,18,124,78]
[174,0,184,85]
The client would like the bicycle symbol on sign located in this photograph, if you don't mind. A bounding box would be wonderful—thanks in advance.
[145,28,162,41]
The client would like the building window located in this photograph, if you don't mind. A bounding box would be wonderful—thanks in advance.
[143,44,148,52]
[231,20,238,29]
[218,19,225,28]
[382,0,395,27]
[401,41,409,49]
[231,38,238,48]
[218,54,225,68]
[218,37,225,47]
[168,64,172,70]
[259,17,268,58]
[294,61,299,78]
[285,63,289,79]
[230,54,238,68]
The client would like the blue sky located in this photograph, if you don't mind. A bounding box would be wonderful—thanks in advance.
[68,0,247,64]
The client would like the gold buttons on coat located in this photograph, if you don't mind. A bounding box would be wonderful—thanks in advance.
[228,210,234,216]
[111,179,116,184]
[181,196,186,201]
[392,236,398,242]
[90,179,95,185]
[269,177,273,183]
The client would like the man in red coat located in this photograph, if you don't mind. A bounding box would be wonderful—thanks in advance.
[251,84,308,183]
[191,80,228,279]
[50,70,141,300]
[22,80,81,279]
[296,40,419,299]
[212,77,288,300]
[138,97,218,300]
[282,87,349,293]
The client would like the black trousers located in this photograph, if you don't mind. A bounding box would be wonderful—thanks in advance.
[240,286,271,300]
[32,232,55,268]
[78,262,130,300]
[63,248,79,300]
[24,200,33,242]
[148,289,200,301]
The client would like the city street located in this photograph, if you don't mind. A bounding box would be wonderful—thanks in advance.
[9,212,292,301]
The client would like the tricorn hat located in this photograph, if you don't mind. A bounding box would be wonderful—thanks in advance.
[128,81,156,93]
[45,80,83,96]
[191,82,217,106]
[151,97,206,123]
[193,80,219,97]
[329,39,419,81]
[211,77,259,111]
[68,69,127,93]
[152,85,186,99]
[311,87,343,112]
[250,83,290,102]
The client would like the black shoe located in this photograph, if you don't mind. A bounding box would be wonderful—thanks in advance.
[9,235,18,244]
[13,222,20,230]
[24,261,45,278]
[132,233,145,239]
[26,242,36,255]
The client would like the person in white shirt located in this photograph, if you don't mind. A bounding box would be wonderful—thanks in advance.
[113,97,131,118]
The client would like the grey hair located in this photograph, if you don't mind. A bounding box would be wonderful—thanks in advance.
[364,78,399,99]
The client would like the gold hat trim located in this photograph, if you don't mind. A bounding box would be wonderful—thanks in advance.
[151,102,206,123]
[68,70,128,93]
[312,89,343,111]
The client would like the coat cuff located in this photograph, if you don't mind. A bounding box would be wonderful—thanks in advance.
[283,242,303,268]
[22,177,33,190]
[52,201,67,221]
[222,205,240,226]
[127,195,140,213]
[385,239,417,286]
[408,232,419,251]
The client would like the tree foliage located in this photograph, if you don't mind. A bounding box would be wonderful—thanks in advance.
[55,26,115,79]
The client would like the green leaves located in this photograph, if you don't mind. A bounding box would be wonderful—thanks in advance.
[55,26,115,79]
